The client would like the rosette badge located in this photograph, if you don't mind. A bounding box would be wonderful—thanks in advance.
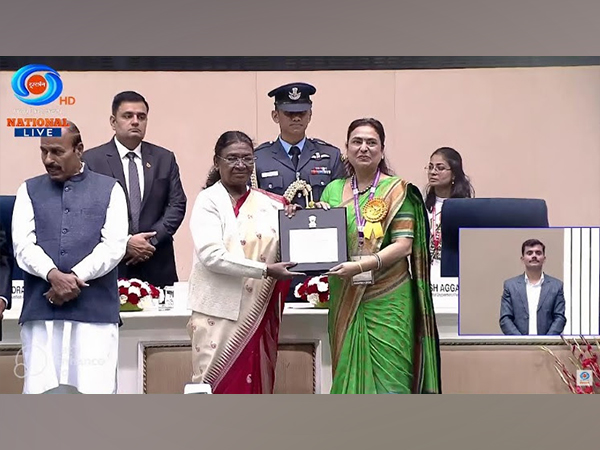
[362,198,388,239]
[11,64,64,106]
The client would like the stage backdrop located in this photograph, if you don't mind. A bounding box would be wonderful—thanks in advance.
[1,66,599,281]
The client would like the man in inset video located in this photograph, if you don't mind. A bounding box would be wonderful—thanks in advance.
[499,239,566,335]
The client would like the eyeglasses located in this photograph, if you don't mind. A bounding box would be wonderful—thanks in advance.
[217,155,257,166]
[425,165,451,174]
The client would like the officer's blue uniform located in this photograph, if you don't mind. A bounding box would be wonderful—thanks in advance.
[254,136,344,208]
[256,82,345,302]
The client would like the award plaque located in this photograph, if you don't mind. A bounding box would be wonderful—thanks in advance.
[279,208,348,273]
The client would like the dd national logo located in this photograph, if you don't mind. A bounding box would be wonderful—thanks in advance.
[7,64,76,137]
[576,369,593,387]
[11,64,64,106]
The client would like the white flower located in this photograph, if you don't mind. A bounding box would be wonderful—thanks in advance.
[138,297,151,309]
[316,280,328,292]
[294,283,304,299]
[119,294,127,305]
[119,279,131,289]
[129,286,141,297]
[307,293,320,306]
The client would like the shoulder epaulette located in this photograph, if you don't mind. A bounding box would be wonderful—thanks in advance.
[308,137,338,149]
[254,141,274,152]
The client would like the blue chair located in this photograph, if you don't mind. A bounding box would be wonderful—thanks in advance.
[440,198,550,277]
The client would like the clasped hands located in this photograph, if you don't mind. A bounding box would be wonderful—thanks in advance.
[44,268,89,306]
[44,230,161,305]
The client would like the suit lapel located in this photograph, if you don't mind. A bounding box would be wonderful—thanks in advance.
[296,139,316,172]
[537,277,552,312]
[271,140,296,172]
[140,142,156,211]
[105,140,127,191]
[516,277,529,317]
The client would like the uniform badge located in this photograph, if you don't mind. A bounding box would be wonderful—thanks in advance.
[288,87,301,101]
[310,152,330,160]
[311,166,331,175]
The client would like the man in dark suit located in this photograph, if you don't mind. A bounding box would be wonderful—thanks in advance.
[82,91,187,288]
[499,239,566,335]
[254,82,344,302]
[0,221,14,340]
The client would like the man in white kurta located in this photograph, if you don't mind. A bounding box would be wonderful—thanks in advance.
[12,122,128,394]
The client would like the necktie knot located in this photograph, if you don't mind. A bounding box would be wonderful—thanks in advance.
[127,152,137,161]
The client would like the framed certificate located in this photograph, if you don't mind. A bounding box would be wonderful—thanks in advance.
[279,208,348,273]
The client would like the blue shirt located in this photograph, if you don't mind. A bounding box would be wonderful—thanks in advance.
[278,136,306,159]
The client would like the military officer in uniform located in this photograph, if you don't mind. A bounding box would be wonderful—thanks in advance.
[254,82,344,302]
[254,82,344,208]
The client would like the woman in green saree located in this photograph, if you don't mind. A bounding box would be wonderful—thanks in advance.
[318,118,441,394]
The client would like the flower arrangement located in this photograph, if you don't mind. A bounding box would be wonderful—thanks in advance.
[118,278,161,312]
[540,335,600,394]
[294,275,329,308]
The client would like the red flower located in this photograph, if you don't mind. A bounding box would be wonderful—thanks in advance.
[575,385,594,394]
[118,285,128,295]
[296,281,308,298]
[149,285,160,298]
[293,276,329,304]
[582,357,596,369]
[127,293,139,305]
